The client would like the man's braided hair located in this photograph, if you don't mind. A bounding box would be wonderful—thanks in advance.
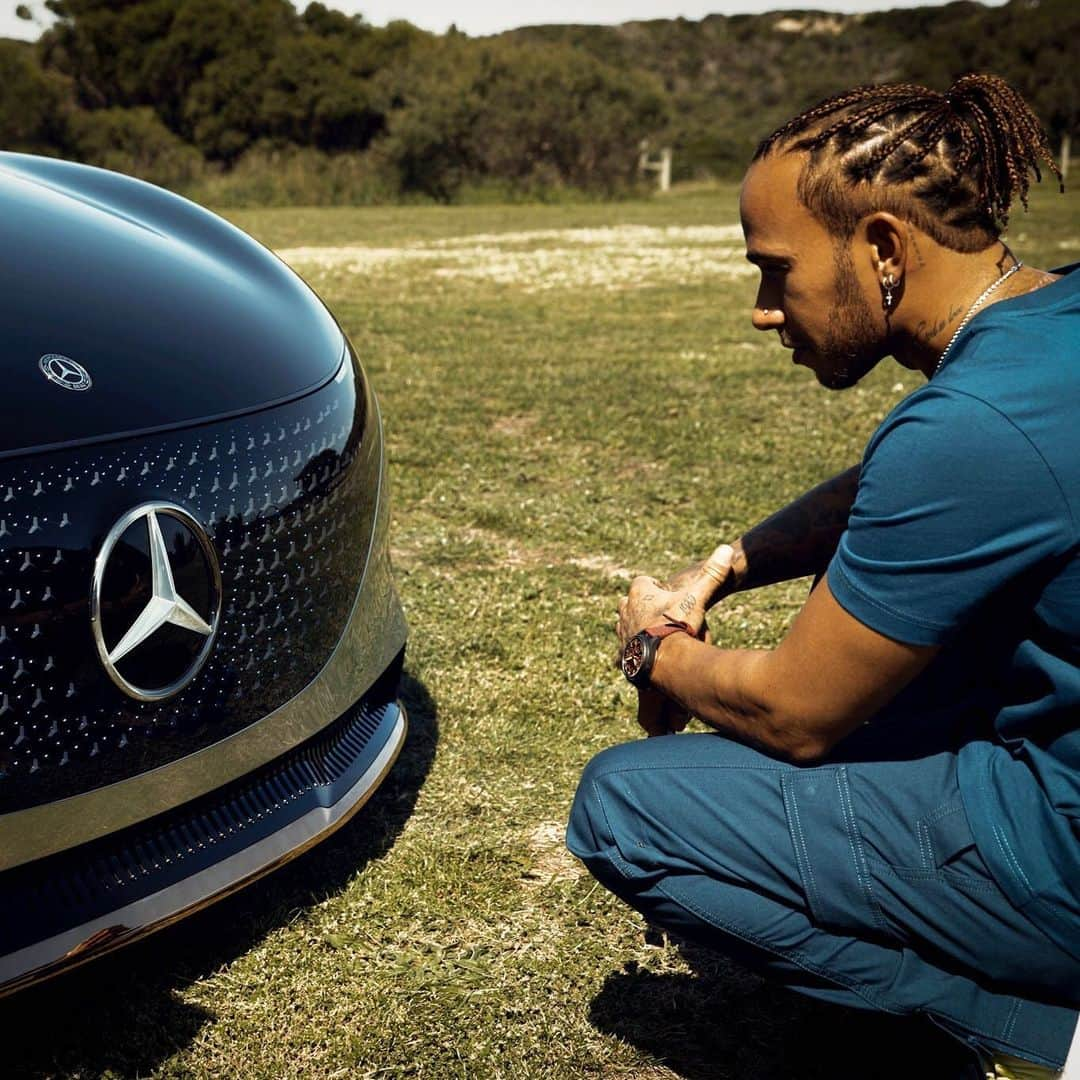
[754,74,1063,253]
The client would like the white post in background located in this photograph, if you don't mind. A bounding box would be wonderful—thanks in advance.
[659,147,672,192]
[638,140,673,193]
[1061,131,1071,183]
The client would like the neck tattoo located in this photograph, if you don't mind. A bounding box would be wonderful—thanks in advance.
[933,261,1024,377]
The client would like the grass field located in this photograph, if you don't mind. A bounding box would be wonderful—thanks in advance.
[4,182,1077,1078]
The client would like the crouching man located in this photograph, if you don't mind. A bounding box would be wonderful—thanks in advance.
[567,74,1079,1079]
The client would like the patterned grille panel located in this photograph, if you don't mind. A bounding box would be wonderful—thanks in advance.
[0,658,402,965]
[0,356,377,812]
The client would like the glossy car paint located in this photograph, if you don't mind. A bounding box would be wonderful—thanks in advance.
[0,152,344,456]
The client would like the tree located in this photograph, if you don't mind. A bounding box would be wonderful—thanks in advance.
[0,39,73,153]
[380,36,669,199]
[67,105,203,184]
[15,0,1077,196]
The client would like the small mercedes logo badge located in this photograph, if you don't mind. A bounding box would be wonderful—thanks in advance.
[38,354,93,392]
[91,503,222,702]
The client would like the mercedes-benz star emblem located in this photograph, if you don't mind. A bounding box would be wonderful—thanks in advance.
[91,503,222,702]
[38,354,93,391]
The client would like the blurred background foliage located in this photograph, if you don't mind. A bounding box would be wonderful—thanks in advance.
[1,0,1077,205]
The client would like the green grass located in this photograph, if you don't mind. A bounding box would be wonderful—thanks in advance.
[4,182,1078,1078]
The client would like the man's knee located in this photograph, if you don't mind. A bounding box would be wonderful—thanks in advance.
[566,739,670,894]
[566,742,632,862]
[566,733,768,865]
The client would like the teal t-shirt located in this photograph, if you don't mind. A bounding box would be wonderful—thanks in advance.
[829,265,1080,960]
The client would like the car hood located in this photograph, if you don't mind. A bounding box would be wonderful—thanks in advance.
[0,153,346,458]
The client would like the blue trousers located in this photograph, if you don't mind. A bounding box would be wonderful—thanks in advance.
[567,732,1079,1069]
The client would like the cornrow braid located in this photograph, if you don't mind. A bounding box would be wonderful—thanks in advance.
[754,74,1063,253]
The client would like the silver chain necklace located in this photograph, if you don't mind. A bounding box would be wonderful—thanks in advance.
[933,261,1023,377]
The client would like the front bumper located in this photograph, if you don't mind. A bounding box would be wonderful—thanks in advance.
[0,666,406,995]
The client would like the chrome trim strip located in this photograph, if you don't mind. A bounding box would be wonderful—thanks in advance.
[0,397,406,871]
[0,704,406,992]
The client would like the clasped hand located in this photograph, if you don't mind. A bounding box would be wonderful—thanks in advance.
[615,544,735,647]
[615,545,735,737]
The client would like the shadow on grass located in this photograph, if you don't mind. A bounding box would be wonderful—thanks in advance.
[1,669,438,1079]
[589,943,975,1080]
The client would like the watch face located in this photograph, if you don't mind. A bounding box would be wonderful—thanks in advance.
[621,635,647,681]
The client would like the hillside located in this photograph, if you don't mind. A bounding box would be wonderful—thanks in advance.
[502,1,1077,180]
[1,0,1075,202]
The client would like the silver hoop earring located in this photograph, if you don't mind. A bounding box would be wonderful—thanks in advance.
[882,273,897,311]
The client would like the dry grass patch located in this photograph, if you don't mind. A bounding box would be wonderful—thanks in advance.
[395,522,640,581]
[521,821,584,887]
[278,223,752,294]
[492,413,539,437]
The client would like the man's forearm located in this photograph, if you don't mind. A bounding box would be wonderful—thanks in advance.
[645,567,937,759]
[648,633,813,760]
[660,465,860,616]
[724,465,859,597]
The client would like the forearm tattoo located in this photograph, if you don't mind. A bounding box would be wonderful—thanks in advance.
[736,465,859,592]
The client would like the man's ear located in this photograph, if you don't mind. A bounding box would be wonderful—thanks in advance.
[862,213,907,279]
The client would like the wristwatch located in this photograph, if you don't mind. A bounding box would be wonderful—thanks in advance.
[620,620,694,689]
